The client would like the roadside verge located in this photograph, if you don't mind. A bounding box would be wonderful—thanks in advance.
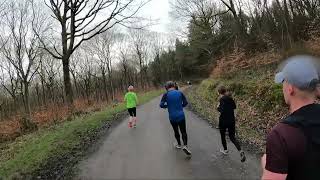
[0,90,164,179]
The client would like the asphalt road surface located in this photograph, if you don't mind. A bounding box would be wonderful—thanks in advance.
[77,96,261,179]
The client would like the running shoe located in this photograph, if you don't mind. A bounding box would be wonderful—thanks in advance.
[240,151,246,162]
[220,149,229,155]
[182,146,192,156]
[174,143,182,149]
[128,122,132,128]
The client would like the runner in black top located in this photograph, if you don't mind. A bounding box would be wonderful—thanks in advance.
[217,86,246,162]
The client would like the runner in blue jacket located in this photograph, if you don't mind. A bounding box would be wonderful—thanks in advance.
[160,81,191,156]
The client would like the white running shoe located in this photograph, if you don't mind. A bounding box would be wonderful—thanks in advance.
[220,149,229,155]
[182,146,192,156]
[174,143,182,149]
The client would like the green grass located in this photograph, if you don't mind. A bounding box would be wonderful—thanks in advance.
[0,89,164,179]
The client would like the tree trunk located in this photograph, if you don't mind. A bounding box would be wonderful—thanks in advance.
[85,76,91,104]
[41,77,46,106]
[62,57,74,112]
[140,68,143,89]
[108,73,115,101]
[138,55,144,90]
[70,70,78,98]
[35,83,41,106]
[20,81,37,132]
[101,69,108,101]
[144,68,150,89]
[123,65,128,91]
[24,83,31,117]
[275,0,292,49]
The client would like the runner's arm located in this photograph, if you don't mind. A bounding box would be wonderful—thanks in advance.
[181,93,188,107]
[160,93,168,108]
[217,98,224,112]
[261,154,287,180]
[261,129,288,180]
[124,94,127,102]
[262,169,287,180]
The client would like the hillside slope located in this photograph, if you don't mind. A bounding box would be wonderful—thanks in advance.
[186,38,320,152]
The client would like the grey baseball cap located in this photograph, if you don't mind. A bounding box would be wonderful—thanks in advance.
[275,55,320,90]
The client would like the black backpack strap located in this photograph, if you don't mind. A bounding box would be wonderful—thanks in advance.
[282,114,320,180]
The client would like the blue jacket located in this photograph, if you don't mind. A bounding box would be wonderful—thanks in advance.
[160,90,188,122]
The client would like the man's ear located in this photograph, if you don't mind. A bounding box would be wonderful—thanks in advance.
[288,84,295,96]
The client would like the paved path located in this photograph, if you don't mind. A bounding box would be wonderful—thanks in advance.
[77,96,261,179]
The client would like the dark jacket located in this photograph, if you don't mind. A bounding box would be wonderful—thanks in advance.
[160,90,188,122]
[217,95,236,128]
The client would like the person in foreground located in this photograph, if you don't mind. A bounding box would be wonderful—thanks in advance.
[124,85,138,128]
[160,81,191,156]
[316,83,320,103]
[261,55,320,180]
[217,86,246,162]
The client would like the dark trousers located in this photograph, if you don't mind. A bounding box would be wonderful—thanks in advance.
[170,120,188,146]
[219,125,241,151]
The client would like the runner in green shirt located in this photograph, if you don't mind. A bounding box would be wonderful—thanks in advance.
[124,85,138,128]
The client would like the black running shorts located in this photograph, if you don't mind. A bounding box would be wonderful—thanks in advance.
[127,107,136,117]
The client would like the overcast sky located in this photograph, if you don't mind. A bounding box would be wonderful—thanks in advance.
[139,0,171,33]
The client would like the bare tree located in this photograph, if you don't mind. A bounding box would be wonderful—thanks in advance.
[219,0,250,41]
[171,0,226,57]
[34,0,149,111]
[0,60,20,106]
[70,55,80,99]
[173,0,247,43]
[90,30,116,100]
[0,0,41,131]
[172,0,222,25]
[149,32,168,84]
[37,52,62,105]
[116,33,136,90]
[129,29,151,89]
[76,49,96,104]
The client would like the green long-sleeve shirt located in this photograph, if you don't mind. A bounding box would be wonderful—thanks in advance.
[124,92,138,108]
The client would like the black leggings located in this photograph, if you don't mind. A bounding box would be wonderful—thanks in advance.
[170,120,188,146]
[220,125,241,151]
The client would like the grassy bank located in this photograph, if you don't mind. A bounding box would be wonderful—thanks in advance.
[186,64,288,152]
[0,90,163,179]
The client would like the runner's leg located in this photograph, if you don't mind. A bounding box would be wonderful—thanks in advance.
[178,120,188,146]
[128,108,133,128]
[219,128,228,150]
[229,125,246,162]
[170,121,181,145]
[178,119,191,155]
[228,125,241,151]
[133,107,137,126]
